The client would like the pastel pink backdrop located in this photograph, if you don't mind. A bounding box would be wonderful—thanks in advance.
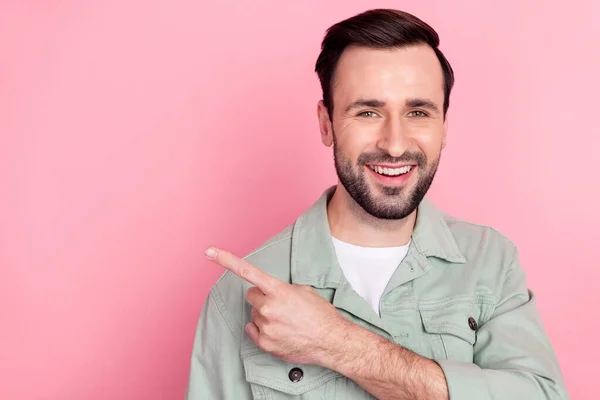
[1,1,598,399]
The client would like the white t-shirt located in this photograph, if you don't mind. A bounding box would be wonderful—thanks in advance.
[332,237,410,316]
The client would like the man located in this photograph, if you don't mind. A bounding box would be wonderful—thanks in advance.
[185,8,568,400]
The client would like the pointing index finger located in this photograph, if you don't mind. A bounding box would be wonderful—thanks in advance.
[205,247,280,294]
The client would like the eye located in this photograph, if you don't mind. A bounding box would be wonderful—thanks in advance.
[357,111,378,118]
[408,110,429,118]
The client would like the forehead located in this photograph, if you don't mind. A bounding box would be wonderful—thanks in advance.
[333,44,445,108]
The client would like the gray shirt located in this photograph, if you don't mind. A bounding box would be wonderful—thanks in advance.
[185,186,568,399]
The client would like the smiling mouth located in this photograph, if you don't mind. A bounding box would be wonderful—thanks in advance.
[367,164,414,177]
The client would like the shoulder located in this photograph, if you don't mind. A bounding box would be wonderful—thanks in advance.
[440,207,519,266]
[211,223,295,312]
[432,204,526,296]
[243,223,294,278]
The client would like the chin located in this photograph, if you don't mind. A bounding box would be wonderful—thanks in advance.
[373,183,411,198]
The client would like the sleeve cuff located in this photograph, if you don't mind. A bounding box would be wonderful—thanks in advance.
[434,359,490,400]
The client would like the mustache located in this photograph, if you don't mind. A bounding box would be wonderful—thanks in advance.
[357,150,426,166]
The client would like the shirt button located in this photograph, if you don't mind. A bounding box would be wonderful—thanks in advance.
[468,317,478,331]
[289,367,303,383]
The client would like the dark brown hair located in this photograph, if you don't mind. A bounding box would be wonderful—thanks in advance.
[315,9,454,120]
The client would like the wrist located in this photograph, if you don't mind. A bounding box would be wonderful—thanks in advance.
[314,317,356,369]
[323,321,385,375]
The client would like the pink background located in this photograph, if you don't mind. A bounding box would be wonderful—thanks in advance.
[1,1,598,399]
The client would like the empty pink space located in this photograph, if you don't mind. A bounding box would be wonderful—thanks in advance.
[1,1,598,399]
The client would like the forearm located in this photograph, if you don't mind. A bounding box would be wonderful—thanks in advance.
[324,324,448,400]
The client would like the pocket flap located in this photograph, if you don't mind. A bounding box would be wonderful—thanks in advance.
[419,307,476,345]
[242,352,342,395]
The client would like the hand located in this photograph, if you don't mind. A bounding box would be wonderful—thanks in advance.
[205,247,351,366]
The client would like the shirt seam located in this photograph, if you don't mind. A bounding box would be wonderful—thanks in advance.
[210,286,242,346]
[493,246,521,311]
[244,236,292,259]
[445,217,519,248]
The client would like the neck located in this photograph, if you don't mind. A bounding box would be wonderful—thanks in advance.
[327,184,416,248]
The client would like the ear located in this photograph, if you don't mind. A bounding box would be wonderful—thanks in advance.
[441,114,448,149]
[317,100,333,147]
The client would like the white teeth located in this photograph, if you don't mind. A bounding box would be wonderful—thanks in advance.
[369,165,413,176]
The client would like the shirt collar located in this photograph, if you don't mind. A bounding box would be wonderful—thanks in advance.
[290,185,466,288]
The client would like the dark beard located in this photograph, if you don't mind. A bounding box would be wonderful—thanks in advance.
[333,133,440,220]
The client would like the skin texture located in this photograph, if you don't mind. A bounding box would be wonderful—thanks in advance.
[320,44,447,248]
[205,44,452,399]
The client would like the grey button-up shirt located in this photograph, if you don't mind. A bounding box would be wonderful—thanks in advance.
[186,186,568,399]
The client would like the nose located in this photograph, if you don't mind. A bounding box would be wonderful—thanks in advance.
[376,116,410,157]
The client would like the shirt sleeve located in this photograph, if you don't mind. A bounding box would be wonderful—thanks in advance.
[435,251,570,400]
[185,287,253,400]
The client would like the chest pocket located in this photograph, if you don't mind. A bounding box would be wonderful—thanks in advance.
[418,295,496,363]
[242,352,342,399]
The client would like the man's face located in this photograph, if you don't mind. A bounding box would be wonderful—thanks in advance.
[318,44,448,220]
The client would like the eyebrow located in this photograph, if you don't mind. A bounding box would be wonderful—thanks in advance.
[405,98,440,114]
[344,99,386,114]
[344,98,440,114]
